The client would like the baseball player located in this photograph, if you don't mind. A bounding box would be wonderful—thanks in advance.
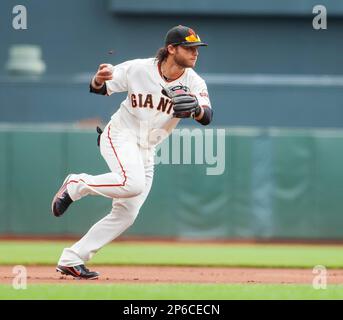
[51,25,213,279]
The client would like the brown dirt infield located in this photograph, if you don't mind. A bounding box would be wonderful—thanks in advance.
[1,265,343,285]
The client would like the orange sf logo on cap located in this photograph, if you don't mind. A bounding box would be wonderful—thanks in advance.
[189,28,196,36]
[185,29,201,43]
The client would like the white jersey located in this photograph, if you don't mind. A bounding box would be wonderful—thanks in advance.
[105,58,211,148]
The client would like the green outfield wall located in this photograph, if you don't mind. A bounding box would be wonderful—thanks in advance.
[0,125,343,239]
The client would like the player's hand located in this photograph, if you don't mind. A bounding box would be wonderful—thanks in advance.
[94,64,113,85]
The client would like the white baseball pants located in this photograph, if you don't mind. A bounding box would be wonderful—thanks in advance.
[58,120,154,266]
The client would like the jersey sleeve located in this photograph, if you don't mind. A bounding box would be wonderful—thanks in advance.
[105,60,135,95]
[191,78,212,108]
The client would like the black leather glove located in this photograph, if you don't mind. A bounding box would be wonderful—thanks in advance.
[161,85,201,118]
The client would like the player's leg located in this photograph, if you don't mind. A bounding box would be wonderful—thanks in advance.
[52,122,145,216]
[57,163,154,267]
[69,123,146,199]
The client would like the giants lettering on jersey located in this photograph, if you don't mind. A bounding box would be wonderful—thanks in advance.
[131,93,173,114]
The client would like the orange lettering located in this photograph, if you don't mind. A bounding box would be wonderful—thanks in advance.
[157,98,170,112]
[131,94,137,108]
[167,101,173,114]
[138,94,143,107]
[143,94,154,108]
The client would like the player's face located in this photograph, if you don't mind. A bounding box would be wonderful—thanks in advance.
[173,45,199,68]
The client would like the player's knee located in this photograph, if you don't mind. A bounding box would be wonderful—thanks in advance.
[125,175,145,197]
[127,183,144,197]
[126,210,139,226]
[110,201,140,226]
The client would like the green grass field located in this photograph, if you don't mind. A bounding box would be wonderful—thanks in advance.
[1,283,343,300]
[1,241,343,268]
[1,241,343,300]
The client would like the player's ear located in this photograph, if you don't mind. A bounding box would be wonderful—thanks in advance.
[167,45,177,55]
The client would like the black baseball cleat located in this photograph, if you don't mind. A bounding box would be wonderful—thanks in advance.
[51,174,73,217]
[56,264,100,280]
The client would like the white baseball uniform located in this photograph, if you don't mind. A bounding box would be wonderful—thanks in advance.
[58,58,211,266]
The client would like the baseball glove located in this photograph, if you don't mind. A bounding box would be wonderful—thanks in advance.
[161,85,201,118]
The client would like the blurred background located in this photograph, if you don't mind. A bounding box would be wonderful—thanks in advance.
[1,0,343,240]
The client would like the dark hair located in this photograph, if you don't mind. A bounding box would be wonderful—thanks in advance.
[155,46,169,63]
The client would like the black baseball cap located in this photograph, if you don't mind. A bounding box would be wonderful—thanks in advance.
[165,25,208,47]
